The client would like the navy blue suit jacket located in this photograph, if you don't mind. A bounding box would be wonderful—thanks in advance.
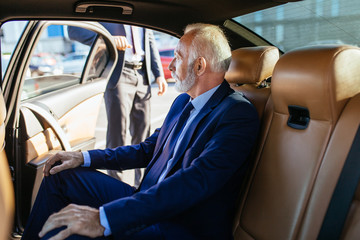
[68,23,164,89]
[89,81,259,239]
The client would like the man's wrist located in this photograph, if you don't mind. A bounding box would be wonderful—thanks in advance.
[81,151,91,167]
[99,206,112,236]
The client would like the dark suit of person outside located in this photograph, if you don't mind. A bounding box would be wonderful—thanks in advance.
[22,23,259,240]
[68,23,168,186]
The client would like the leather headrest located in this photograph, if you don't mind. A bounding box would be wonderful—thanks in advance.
[226,46,279,86]
[272,45,360,122]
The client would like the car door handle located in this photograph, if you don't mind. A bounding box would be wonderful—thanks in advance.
[22,103,72,151]
[75,1,133,15]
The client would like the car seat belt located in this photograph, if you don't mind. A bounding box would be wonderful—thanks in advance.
[317,125,360,240]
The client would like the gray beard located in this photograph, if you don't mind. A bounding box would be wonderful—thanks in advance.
[173,70,196,93]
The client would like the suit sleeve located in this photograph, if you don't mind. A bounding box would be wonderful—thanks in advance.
[148,30,164,80]
[87,94,186,170]
[102,99,259,238]
[67,26,97,46]
[88,128,160,170]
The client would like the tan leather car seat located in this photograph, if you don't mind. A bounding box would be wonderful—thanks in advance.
[233,45,360,240]
[226,46,279,120]
[0,92,14,240]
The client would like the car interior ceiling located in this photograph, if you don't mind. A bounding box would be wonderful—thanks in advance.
[0,0,291,35]
[1,0,360,239]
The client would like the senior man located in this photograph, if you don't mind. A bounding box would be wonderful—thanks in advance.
[22,23,259,240]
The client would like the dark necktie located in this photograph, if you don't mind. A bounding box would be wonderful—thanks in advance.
[131,26,141,55]
[140,102,194,190]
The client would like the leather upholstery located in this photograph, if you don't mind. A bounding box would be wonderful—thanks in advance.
[298,93,360,240]
[233,45,360,240]
[272,45,360,122]
[226,46,279,120]
[0,92,14,240]
[226,46,279,86]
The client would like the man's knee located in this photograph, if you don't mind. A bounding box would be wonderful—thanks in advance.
[42,167,83,187]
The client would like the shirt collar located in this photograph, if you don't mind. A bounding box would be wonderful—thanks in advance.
[190,84,221,112]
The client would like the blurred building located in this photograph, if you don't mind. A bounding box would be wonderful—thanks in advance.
[234,0,360,51]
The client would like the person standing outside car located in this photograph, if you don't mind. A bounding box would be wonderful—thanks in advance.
[68,23,167,186]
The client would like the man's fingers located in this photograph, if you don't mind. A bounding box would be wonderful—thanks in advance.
[120,37,132,49]
[39,205,77,238]
[121,37,132,49]
[43,153,61,176]
[49,162,68,175]
[43,151,84,176]
[157,78,168,96]
[39,204,103,239]
[48,228,72,240]
[158,83,163,95]
[39,213,67,238]
[113,36,132,51]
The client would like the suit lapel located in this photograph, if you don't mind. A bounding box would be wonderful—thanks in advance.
[155,94,190,152]
[144,94,190,175]
[165,81,233,175]
[144,81,232,178]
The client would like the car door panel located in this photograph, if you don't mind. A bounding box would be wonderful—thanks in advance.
[23,79,107,151]
[2,21,117,229]
[56,92,104,150]
[20,106,58,165]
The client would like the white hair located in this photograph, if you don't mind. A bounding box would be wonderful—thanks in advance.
[184,23,232,73]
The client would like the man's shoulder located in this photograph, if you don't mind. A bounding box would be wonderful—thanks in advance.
[166,93,190,115]
[221,90,253,108]
[218,90,258,119]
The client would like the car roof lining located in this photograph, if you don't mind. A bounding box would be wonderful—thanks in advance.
[0,0,296,36]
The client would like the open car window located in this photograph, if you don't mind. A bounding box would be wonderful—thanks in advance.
[20,23,110,100]
[1,21,28,80]
[233,0,360,52]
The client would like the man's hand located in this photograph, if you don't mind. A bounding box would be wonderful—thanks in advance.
[156,76,168,96]
[113,35,132,51]
[43,151,84,177]
[39,204,104,240]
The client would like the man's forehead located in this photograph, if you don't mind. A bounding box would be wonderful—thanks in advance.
[175,34,191,56]
[174,43,183,55]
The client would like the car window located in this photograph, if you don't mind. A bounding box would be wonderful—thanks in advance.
[88,37,110,78]
[0,21,28,80]
[153,30,178,81]
[233,0,360,52]
[20,23,109,100]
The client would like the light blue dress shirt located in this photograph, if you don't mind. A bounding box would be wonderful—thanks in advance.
[82,84,220,236]
[157,85,220,183]
[124,25,145,63]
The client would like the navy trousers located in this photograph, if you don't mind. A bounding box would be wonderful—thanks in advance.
[21,167,163,240]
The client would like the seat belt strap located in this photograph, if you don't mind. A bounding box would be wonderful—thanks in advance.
[317,125,360,240]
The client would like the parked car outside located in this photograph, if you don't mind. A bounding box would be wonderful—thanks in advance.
[28,52,63,77]
[159,48,174,81]
[61,52,88,75]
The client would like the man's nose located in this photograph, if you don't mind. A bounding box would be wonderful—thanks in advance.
[168,58,175,71]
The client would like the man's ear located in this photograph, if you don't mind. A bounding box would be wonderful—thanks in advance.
[196,57,207,76]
